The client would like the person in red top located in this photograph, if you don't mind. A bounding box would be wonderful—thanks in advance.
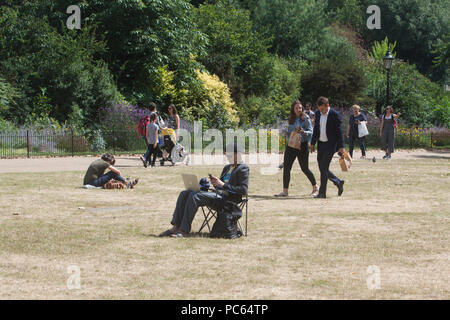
[139,102,156,167]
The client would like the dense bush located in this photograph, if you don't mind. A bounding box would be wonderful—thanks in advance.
[183,70,238,128]
[301,59,367,107]
[238,55,302,125]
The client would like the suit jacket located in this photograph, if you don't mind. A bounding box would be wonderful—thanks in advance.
[219,163,249,203]
[208,163,249,218]
[311,108,345,152]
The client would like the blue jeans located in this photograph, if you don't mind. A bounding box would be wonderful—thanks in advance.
[171,190,221,233]
[91,171,126,187]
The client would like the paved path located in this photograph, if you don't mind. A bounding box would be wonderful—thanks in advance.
[0,149,448,173]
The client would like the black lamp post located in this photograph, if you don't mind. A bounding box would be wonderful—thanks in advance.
[382,49,394,114]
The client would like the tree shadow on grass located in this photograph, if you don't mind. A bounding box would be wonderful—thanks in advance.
[144,232,214,239]
[249,194,311,201]
[117,157,141,161]
[411,155,450,160]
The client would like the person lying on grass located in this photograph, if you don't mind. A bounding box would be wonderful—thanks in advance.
[83,153,139,189]
[159,143,249,238]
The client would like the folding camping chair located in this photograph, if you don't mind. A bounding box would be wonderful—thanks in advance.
[198,195,248,237]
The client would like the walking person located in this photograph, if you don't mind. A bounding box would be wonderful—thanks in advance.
[346,104,367,159]
[145,113,161,167]
[275,101,319,197]
[305,102,315,125]
[310,96,346,198]
[167,104,180,137]
[138,102,156,168]
[380,106,401,159]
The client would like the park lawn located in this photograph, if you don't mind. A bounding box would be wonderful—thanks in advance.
[0,155,449,299]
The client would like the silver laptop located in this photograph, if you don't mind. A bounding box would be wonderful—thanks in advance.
[182,174,200,192]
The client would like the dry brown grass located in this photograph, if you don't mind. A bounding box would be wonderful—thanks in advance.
[0,150,449,299]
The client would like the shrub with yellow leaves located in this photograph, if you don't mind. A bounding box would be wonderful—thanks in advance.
[194,69,239,127]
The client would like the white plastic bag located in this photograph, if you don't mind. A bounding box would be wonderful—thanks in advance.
[358,121,369,137]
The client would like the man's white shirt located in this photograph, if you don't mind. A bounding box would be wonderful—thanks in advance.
[319,108,330,142]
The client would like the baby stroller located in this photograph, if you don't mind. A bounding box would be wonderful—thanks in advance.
[159,128,189,166]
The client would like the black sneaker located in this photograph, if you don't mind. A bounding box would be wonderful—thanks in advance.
[140,156,147,168]
[314,193,326,199]
[338,180,345,196]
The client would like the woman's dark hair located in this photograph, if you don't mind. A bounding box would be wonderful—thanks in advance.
[149,102,157,112]
[288,100,306,124]
[168,104,178,115]
[101,153,115,165]
[150,113,157,121]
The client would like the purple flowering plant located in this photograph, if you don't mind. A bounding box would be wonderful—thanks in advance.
[100,103,149,131]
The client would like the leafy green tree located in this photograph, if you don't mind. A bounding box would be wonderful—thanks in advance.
[18,0,208,106]
[317,26,360,63]
[0,75,19,117]
[326,0,364,30]
[361,0,450,83]
[252,0,329,58]
[194,0,269,102]
[365,59,449,127]
[0,4,118,126]
[432,34,450,85]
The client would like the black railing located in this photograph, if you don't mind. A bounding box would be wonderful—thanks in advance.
[0,129,146,158]
[0,127,447,158]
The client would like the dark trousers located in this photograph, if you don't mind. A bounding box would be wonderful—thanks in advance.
[91,171,126,187]
[171,190,221,233]
[317,141,341,196]
[348,135,366,158]
[145,144,160,165]
[283,144,317,189]
[142,136,150,160]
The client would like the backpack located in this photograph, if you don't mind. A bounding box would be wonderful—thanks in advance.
[210,211,242,239]
[137,116,150,137]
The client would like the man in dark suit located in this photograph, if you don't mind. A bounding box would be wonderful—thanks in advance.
[159,143,249,238]
[310,97,346,198]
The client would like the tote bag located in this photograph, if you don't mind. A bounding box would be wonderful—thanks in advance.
[288,131,301,149]
[358,122,369,137]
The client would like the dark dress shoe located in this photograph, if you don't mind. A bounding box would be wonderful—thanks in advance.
[159,229,174,237]
[314,193,326,199]
[338,180,345,196]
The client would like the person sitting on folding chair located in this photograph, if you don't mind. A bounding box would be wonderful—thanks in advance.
[159,143,249,238]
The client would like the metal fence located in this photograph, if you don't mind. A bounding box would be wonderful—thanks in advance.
[0,127,448,158]
[0,129,148,158]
